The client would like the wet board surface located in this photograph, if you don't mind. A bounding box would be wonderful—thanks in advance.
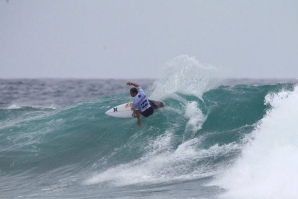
[105,102,135,118]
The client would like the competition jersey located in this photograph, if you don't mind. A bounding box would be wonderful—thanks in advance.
[133,87,151,112]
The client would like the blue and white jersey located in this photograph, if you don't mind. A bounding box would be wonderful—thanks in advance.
[133,87,151,112]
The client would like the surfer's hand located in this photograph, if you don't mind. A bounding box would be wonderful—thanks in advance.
[137,121,142,127]
[126,82,139,87]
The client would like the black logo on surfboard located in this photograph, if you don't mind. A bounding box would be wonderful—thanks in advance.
[113,107,117,112]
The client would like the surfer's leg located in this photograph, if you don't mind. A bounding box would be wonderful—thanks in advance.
[158,101,164,108]
[149,100,158,109]
[149,100,164,109]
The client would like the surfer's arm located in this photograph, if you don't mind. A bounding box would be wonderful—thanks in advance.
[131,103,142,127]
[135,110,142,127]
[126,82,139,87]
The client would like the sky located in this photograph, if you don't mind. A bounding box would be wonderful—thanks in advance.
[0,0,297,79]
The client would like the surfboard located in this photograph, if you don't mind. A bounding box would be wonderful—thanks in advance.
[105,100,165,118]
[105,102,135,118]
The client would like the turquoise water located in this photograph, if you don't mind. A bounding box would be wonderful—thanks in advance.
[1,77,298,198]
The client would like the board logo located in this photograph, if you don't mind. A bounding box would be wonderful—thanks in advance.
[125,103,129,108]
[113,107,118,112]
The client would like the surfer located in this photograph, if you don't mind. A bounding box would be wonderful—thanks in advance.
[126,81,163,127]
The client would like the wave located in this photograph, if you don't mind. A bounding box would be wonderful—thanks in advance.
[1,84,286,175]
[1,56,297,198]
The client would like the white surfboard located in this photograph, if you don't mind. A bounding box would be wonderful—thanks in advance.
[105,100,165,118]
[105,102,135,118]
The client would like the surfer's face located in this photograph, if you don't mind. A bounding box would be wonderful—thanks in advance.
[130,91,137,97]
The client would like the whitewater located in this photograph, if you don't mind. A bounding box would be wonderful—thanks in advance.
[1,56,298,199]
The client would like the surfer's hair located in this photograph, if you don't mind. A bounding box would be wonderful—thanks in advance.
[130,87,138,94]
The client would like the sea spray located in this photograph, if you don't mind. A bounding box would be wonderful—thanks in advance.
[149,55,220,100]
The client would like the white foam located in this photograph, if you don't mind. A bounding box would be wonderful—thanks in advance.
[83,133,240,187]
[184,101,206,132]
[7,104,21,109]
[6,104,57,110]
[215,85,298,199]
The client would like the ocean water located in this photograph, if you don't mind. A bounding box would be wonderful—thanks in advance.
[1,61,298,199]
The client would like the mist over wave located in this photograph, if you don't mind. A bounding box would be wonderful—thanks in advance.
[150,55,220,100]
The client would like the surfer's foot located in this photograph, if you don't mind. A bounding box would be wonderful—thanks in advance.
[158,102,164,108]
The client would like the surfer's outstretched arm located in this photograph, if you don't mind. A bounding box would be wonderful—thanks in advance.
[126,81,139,87]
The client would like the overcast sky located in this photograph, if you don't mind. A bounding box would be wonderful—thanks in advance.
[1,0,297,79]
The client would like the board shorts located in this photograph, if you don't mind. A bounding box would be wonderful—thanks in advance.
[148,100,164,109]
[141,106,154,117]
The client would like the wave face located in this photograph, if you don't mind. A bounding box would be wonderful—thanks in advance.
[1,58,298,199]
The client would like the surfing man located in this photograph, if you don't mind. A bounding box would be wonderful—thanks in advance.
[126,81,163,127]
